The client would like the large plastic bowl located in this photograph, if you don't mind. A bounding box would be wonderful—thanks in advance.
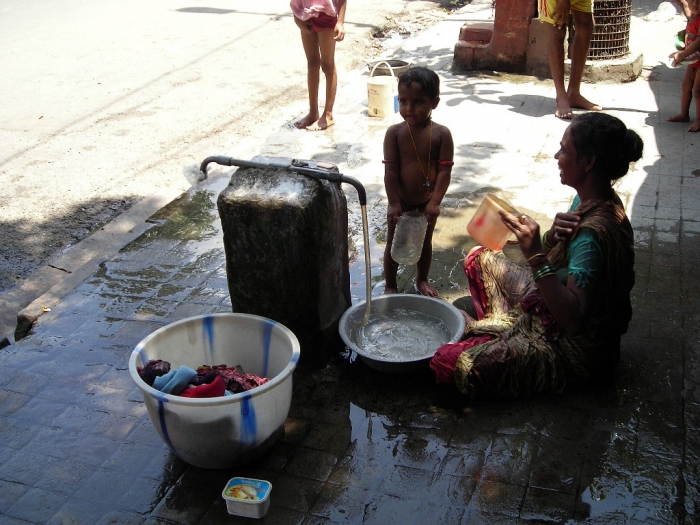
[129,313,300,469]
[339,295,465,373]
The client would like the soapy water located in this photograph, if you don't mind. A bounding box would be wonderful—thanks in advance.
[351,308,452,361]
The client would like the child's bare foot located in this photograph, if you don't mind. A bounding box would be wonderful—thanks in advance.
[689,120,700,132]
[568,93,602,111]
[306,114,335,131]
[668,113,690,123]
[294,113,319,130]
[555,95,572,120]
[384,287,399,294]
[415,280,439,297]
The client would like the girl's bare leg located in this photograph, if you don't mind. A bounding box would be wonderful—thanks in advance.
[689,67,700,132]
[296,29,321,129]
[416,221,439,297]
[668,66,694,123]
[306,29,337,131]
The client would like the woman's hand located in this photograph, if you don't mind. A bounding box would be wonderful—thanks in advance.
[551,211,581,243]
[502,210,593,335]
[500,211,541,259]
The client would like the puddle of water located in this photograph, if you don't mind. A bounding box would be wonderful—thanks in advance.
[126,185,224,251]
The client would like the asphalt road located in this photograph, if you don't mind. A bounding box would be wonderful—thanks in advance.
[0,0,449,341]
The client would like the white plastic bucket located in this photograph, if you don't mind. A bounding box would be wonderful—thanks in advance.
[128,313,300,469]
[368,61,398,118]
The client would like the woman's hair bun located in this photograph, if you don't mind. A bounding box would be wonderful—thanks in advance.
[624,129,644,164]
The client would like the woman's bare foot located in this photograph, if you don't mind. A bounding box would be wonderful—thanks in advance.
[306,114,335,131]
[294,112,319,130]
[415,280,439,297]
[689,120,700,132]
[668,113,690,123]
[568,93,602,111]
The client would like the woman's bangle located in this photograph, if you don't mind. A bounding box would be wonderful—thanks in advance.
[526,252,547,264]
[534,270,556,282]
[533,263,556,282]
[542,230,554,251]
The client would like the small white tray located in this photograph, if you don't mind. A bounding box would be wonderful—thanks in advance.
[222,477,272,518]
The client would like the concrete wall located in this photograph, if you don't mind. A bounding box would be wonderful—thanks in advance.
[217,162,351,365]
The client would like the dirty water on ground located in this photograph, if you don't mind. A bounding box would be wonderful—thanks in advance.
[28,170,679,523]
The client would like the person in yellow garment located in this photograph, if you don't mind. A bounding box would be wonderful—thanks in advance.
[539,0,601,119]
[431,113,643,399]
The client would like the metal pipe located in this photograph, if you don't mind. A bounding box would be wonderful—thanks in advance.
[198,156,366,206]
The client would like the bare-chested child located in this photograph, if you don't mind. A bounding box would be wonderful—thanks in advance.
[668,0,700,132]
[383,67,454,297]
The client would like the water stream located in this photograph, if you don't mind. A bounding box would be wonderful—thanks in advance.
[356,205,372,326]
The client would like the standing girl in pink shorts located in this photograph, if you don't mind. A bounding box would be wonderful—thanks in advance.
[291,0,347,131]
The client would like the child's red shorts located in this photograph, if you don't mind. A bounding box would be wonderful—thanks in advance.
[309,12,337,32]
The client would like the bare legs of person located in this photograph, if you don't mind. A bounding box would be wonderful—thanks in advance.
[415,220,439,297]
[415,256,439,297]
[383,218,400,294]
[548,11,601,119]
[668,65,700,132]
[296,27,338,131]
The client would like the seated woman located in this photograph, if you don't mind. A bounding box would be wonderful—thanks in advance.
[431,112,643,399]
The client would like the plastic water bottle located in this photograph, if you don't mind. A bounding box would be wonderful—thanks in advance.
[391,211,428,265]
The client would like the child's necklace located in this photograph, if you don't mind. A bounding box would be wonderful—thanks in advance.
[407,120,432,187]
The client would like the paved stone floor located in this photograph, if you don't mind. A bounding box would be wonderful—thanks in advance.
[1,0,700,523]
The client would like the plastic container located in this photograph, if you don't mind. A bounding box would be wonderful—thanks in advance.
[366,59,412,77]
[128,313,300,469]
[467,194,519,251]
[368,61,398,118]
[222,477,272,518]
[391,211,428,265]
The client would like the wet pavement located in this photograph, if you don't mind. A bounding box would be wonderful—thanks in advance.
[2,0,700,523]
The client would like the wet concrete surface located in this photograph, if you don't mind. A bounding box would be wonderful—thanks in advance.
[2,0,700,523]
